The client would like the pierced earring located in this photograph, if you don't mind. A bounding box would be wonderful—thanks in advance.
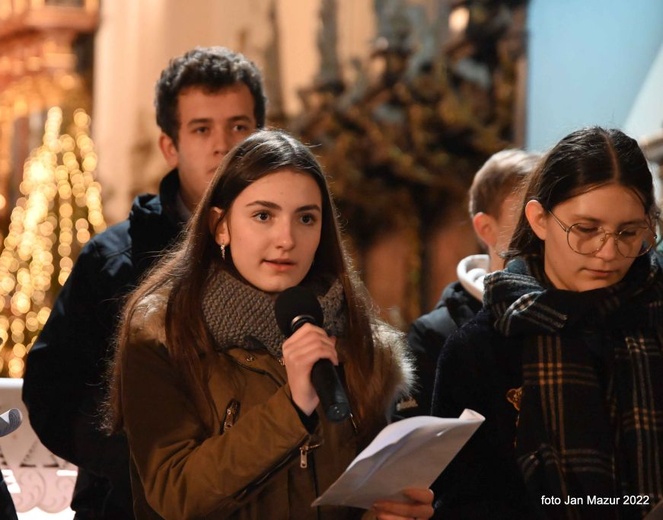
[220,243,226,260]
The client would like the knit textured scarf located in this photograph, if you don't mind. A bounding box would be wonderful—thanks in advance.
[201,269,347,357]
[484,254,663,519]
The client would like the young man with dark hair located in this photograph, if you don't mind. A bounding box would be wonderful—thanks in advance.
[22,46,267,519]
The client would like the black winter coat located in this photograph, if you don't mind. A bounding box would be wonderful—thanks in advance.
[430,309,536,519]
[403,281,482,417]
[22,171,185,519]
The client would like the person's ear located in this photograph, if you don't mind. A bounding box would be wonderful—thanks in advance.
[158,133,179,169]
[208,207,229,246]
[472,212,498,248]
[525,199,548,240]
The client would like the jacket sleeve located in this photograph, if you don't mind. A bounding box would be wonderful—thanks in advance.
[22,236,132,483]
[121,329,316,519]
[405,309,450,416]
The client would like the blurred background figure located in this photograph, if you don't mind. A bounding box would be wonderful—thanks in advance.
[401,149,540,417]
[21,47,266,519]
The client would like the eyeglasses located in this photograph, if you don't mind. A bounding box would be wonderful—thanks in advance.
[548,210,656,258]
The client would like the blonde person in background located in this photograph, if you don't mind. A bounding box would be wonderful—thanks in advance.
[402,149,540,418]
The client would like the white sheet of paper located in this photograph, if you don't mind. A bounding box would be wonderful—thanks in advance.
[312,409,485,510]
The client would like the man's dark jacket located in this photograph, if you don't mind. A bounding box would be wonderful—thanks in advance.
[22,171,185,519]
[403,281,482,417]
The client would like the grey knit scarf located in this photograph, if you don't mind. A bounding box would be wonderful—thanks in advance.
[201,268,347,358]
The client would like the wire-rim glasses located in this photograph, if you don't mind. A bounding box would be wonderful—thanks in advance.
[548,210,656,258]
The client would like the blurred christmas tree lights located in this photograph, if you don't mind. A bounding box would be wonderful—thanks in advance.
[0,106,105,377]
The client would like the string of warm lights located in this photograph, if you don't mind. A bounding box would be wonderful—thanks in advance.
[0,106,105,377]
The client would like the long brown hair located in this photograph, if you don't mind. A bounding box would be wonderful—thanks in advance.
[107,129,387,436]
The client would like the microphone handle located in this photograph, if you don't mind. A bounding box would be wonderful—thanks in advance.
[310,358,351,422]
[290,315,351,422]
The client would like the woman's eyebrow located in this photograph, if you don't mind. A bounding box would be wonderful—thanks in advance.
[569,214,648,226]
[246,200,280,209]
[295,204,322,213]
[245,201,322,213]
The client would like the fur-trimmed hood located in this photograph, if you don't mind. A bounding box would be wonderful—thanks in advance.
[370,318,416,419]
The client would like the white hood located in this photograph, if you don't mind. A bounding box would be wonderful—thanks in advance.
[456,254,490,302]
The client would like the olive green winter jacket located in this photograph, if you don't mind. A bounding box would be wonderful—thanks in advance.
[118,290,413,520]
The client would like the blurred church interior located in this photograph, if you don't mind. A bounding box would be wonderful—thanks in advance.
[0,0,661,517]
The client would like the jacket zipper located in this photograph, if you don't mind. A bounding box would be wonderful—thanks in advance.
[299,440,322,469]
[234,437,312,501]
[223,352,324,505]
[307,445,322,520]
[222,399,240,432]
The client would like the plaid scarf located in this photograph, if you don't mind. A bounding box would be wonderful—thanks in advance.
[485,254,663,519]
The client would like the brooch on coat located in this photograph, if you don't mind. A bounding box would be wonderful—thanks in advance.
[506,386,522,411]
[506,386,522,447]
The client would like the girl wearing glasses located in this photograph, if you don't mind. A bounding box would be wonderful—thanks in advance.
[431,127,662,519]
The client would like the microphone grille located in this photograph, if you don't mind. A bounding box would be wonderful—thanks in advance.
[274,286,323,337]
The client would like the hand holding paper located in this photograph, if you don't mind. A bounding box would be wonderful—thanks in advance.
[312,409,485,510]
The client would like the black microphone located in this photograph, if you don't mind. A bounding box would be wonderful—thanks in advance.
[275,286,351,422]
[0,408,22,437]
